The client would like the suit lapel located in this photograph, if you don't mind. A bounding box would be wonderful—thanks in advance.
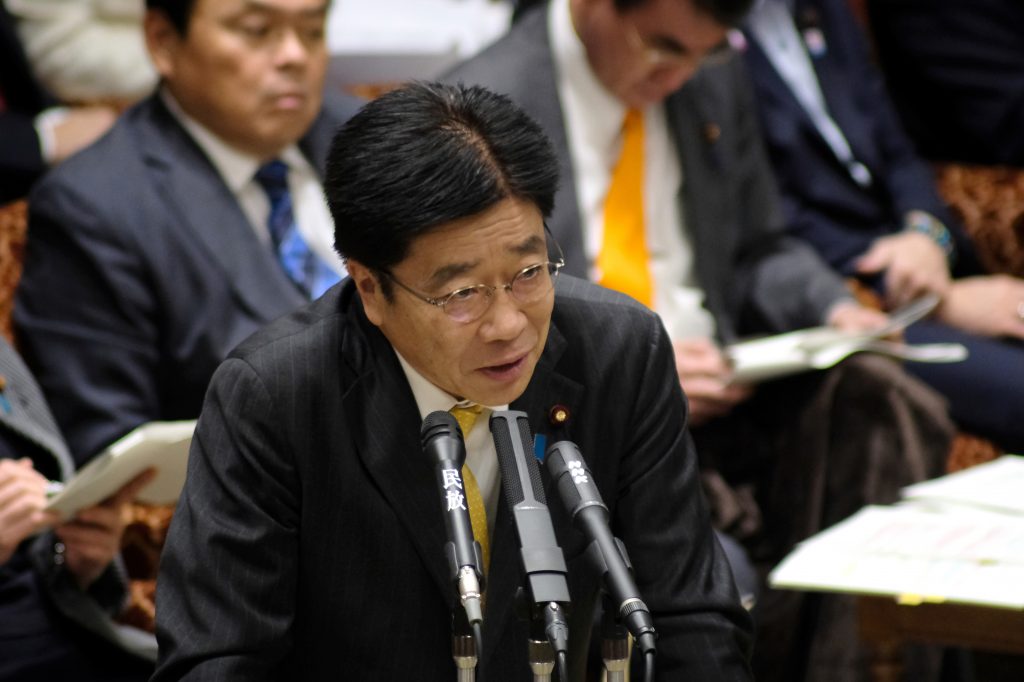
[665,75,735,340]
[0,340,74,480]
[139,98,307,320]
[507,11,588,280]
[340,310,454,608]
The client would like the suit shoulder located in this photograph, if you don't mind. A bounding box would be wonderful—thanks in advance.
[553,276,665,340]
[443,8,547,94]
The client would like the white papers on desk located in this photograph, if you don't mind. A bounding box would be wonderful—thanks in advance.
[902,455,1024,516]
[769,504,1024,609]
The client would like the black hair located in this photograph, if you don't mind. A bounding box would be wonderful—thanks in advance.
[615,0,755,26]
[325,81,560,290]
[145,0,195,35]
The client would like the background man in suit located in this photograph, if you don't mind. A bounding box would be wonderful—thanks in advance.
[0,336,155,680]
[0,1,118,205]
[446,1,954,679]
[742,0,1024,454]
[14,0,361,465]
[153,81,754,681]
[867,0,1024,169]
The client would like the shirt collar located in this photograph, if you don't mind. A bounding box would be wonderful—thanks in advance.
[395,351,508,421]
[549,0,629,154]
[159,87,310,192]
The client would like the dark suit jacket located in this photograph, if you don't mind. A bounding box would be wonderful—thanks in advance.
[868,0,1024,168]
[445,3,851,343]
[152,277,753,681]
[741,0,979,277]
[14,91,360,464]
[0,338,151,680]
[0,3,54,204]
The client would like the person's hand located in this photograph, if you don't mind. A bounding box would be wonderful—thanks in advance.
[54,468,155,590]
[936,275,1024,340]
[673,337,753,427]
[855,232,951,308]
[0,458,59,565]
[825,300,890,334]
[50,106,119,163]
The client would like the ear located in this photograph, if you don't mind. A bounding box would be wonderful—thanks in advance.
[346,259,387,326]
[144,9,181,80]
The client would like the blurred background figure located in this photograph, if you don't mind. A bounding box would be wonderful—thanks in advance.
[0,2,121,204]
[6,0,157,106]
[742,0,1024,454]
[0,335,156,680]
[867,0,1024,168]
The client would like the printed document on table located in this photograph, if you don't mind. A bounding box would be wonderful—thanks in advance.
[769,504,1024,609]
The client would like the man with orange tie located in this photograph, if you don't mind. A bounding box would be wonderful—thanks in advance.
[15,0,362,465]
[447,1,955,679]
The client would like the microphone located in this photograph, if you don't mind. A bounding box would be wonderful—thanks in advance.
[421,411,486,641]
[488,410,571,664]
[545,440,657,656]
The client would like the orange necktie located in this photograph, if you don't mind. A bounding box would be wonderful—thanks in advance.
[450,404,490,573]
[597,108,653,307]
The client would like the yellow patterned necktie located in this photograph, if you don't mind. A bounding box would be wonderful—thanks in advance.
[450,404,489,573]
[597,108,653,307]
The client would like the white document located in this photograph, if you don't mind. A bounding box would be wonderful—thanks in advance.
[725,294,966,384]
[769,505,1024,609]
[901,455,1024,516]
[45,420,196,519]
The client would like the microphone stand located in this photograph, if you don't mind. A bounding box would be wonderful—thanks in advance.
[600,594,630,682]
[527,638,556,682]
[453,609,479,682]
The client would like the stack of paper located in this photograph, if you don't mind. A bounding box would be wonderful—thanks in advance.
[769,456,1024,609]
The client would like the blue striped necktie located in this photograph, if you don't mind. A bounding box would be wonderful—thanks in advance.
[254,160,341,299]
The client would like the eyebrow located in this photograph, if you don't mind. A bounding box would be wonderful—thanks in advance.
[424,233,548,291]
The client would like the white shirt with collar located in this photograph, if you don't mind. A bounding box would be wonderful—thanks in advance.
[548,0,716,341]
[744,0,872,187]
[396,352,506,536]
[159,89,346,278]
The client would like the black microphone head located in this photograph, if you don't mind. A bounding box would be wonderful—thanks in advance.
[421,411,466,467]
[489,410,545,507]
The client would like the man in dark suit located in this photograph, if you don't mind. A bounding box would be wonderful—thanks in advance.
[868,0,1024,168]
[446,1,954,679]
[153,81,754,681]
[0,336,155,680]
[14,0,362,465]
[0,2,117,205]
[741,0,1024,453]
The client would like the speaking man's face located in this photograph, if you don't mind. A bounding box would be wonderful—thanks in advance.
[351,198,555,407]
[572,0,731,109]
[146,0,329,159]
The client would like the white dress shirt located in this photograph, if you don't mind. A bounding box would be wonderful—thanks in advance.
[160,89,346,278]
[396,352,507,535]
[548,0,716,341]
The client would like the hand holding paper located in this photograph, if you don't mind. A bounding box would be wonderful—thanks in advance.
[726,295,967,385]
[46,420,196,521]
[55,468,156,590]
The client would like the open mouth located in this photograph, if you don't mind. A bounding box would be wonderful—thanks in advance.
[480,355,527,380]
